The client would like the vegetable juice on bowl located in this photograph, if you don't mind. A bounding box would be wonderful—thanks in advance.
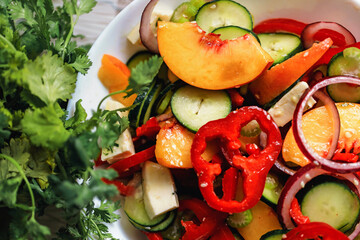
[69,0,360,239]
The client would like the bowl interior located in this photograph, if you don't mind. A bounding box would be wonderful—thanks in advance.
[67,0,360,239]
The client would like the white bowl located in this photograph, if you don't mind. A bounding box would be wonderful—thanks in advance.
[67,0,360,239]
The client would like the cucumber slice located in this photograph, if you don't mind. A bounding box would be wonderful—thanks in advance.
[327,47,360,102]
[195,0,253,33]
[170,0,206,23]
[257,33,302,66]
[262,173,283,205]
[124,181,168,227]
[227,209,253,228]
[130,210,176,232]
[300,180,360,232]
[260,229,288,240]
[171,85,231,132]
[212,26,260,42]
[153,81,186,115]
[128,80,163,128]
[127,51,154,70]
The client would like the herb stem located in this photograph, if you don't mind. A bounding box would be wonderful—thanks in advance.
[0,34,16,52]
[62,14,80,59]
[96,90,127,111]
[0,154,36,219]
[55,154,68,179]
[89,218,104,240]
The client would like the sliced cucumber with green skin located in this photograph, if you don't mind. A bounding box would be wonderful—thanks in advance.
[258,33,302,66]
[129,79,163,128]
[227,209,252,228]
[153,81,186,115]
[327,47,360,102]
[262,173,283,205]
[195,0,253,33]
[171,85,231,132]
[260,229,288,240]
[212,25,260,42]
[139,80,163,126]
[170,0,206,23]
[124,182,168,227]
[300,180,360,232]
[126,51,154,70]
[130,210,176,232]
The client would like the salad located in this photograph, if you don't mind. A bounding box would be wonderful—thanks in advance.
[93,0,360,239]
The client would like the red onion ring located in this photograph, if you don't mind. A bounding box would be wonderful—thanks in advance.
[293,76,360,173]
[140,0,159,53]
[301,21,356,49]
[277,164,360,239]
[274,158,296,176]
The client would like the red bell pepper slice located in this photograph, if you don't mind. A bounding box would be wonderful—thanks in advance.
[253,18,307,35]
[179,198,227,240]
[313,29,347,47]
[135,117,161,140]
[191,106,282,213]
[143,232,163,240]
[282,222,349,240]
[226,89,244,109]
[104,146,155,195]
[222,167,238,201]
[316,42,360,66]
[101,178,134,196]
[108,145,155,174]
[289,198,310,225]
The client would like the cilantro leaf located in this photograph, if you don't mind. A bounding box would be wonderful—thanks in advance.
[21,104,71,150]
[69,54,92,74]
[126,55,163,96]
[22,52,77,105]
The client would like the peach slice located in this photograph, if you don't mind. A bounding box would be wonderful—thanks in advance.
[157,21,273,90]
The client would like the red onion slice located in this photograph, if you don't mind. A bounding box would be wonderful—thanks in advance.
[274,158,296,176]
[301,21,356,49]
[140,0,159,53]
[277,164,360,239]
[293,76,360,173]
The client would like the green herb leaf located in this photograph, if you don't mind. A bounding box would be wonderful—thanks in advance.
[126,55,163,96]
[0,176,22,206]
[21,104,71,150]
[22,52,77,106]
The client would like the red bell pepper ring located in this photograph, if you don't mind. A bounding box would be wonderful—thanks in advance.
[282,222,349,240]
[191,106,282,213]
[253,18,307,35]
[209,223,236,240]
[143,232,163,240]
[289,198,310,225]
[179,198,227,240]
[222,167,238,201]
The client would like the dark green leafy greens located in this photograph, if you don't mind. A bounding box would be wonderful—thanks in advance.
[0,0,163,239]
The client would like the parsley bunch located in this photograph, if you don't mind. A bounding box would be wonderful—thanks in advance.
[0,0,163,239]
